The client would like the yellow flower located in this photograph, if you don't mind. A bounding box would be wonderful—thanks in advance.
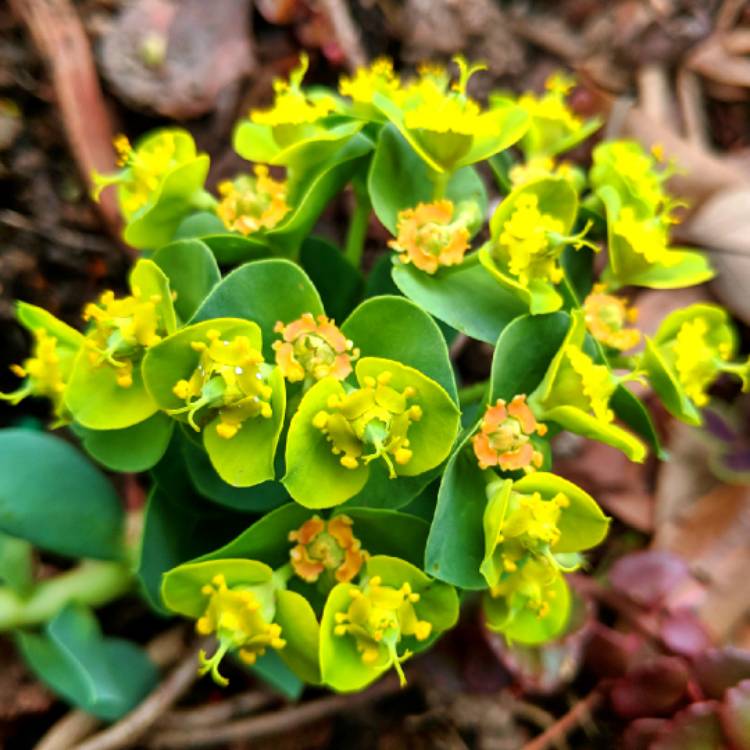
[82,287,169,389]
[288,514,367,584]
[196,573,285,686]
[273,313,358,384]
[216,166,290,235]
[471,395,547,472]
[612,207,672,265]
[1,329,73,420]
[495,193,596,287]
[169,329,273,439]
[388,200,471,274]
[509,156,578,187]
[250,53,335,127]
[583,284,640,351]
[334,575,432,685]
[312,370,423,477]
[339,57,402,105]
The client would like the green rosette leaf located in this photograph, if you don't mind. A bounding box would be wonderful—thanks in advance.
[191,259,324,361]
[142,318,285,487]
[392,253,526,345]
[341,296,458,401]
[284,358,459,509]
[274,589,321,684]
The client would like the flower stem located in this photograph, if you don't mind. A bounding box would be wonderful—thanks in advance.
[0,560,132,631]
[344,180,371,268]
[431,170,450,201]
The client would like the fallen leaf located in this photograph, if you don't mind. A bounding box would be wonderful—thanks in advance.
[99,0,255,119]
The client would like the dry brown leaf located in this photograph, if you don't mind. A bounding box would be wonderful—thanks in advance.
[679,187,750,324]
[687,33,750,89]
[99,0,255,119]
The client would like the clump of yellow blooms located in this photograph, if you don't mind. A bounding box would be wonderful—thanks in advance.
[583,284,640,351]
[388,200,470,274]
[82,287,168,389]
[288,514,367,584]
[1,329,69,418]
[313,371,423,477]
[170,329,273,439]
[495,193,596,287]
[250,53,335,127]
[472,395,547,472]
[339,58,402,105]
[273,313,358,384]
[196,574,285,686]
[216,166,290,236]
[333,575,432,685]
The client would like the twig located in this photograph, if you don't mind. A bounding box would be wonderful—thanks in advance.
[521,689,603,750]
[716,0,747,32]
[73,640,207,750]
[157,690,278,729]
[147,674,402,749]
[676,68,710,149]
[8,0,124,245]
[636,64,677,130]
[318,0,368,70]
[33,627,188,750]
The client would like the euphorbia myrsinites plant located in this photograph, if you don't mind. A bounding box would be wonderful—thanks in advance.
[1,56,747,710]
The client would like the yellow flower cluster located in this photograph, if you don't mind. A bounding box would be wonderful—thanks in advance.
[216,166,290,236]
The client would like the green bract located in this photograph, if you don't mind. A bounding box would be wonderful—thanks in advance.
[320,555,458,690]
[0,55,742,708]
[93,129,210,250]
[529,310,646,462]
[142,318,286,487]
[640,303,750,425]
[284,357,460,508]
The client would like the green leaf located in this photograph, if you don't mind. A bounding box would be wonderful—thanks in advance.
[136,484,253,613]
[365,252,401,298]
[392,255,526,344]
[152,239,221,322]
[179,433,287,512]
[611,385,666,460]
[75,413,174,472]
[343,463,439,511]
[191,259,324,360]
[17,604,157,720]
[246,648,304,700]
[341,296,457,401]
[0,530,34,596]
[368,123,487,234]
[0,429,123,560]
[300,237,363,321]
[424,432,488,589]
[274,589,321,684]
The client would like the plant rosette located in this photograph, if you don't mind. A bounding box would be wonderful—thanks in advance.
[480,176,596,315]
[162,558,320,686]
[93,129,211,250]
[528,310,646,461]
[320,555,459,691]
[283,357,460,508]
[640,303,750,425]
[64,259,177,431]
[142,318,285,486]
[480,473,608,645]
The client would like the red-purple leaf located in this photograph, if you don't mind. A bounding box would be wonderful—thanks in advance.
[585,623,643,679]
[660,609,712,657]
[693,647,750,700]
[622,718,668,750]
[721,679,750,750]
[611,656,690,719]
[609,550,690,609]
[651,701,725,750]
